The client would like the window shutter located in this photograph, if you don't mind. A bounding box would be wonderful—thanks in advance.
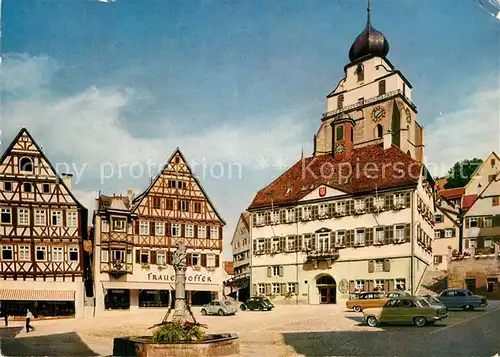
[219,226,222,239]
[186,253,192,266]
[465,219,469,229]
[215,254,220,267]
[150,251,157,265]
[279,266,284,277]
[194,225,198,238]
[135,221,139,234]
[464,239,470,249]
[177,200,181,211]
[310,235,316,250]
[312,206,319,220]
[267,266,272,277]
[349,280,355,294]
[366,228,373,246]
[207,226,211,239]
[405,192,411,207]
[348,200,355,215]
[181,224,185,237]
[265,238,271,253]
[253,284,257,296]
[280,283,286,295]
[265,284,271,295]
[330,233,336,249]
[384,280,390,292]
[166,251,172,264]
[279,236,286,252]
[388,279,395,291]
[405,224,411,241]
[383,259,391,272]
[201,254,207,267]
[297,235,303,251]
[166,223,171,236]
[135,250,140,263]
[265,212,271,225]
[384,226,391,244]
[367,280,374,292]
[368,260,375,273]
[253,240,257,254]
[150,222,155,236]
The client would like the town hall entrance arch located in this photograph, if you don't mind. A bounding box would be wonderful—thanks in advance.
[316,274,336,304]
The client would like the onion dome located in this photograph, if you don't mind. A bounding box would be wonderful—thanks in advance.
[348,2,389,62]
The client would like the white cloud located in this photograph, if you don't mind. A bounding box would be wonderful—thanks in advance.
[2,53,310,259]
[424,84,500,177]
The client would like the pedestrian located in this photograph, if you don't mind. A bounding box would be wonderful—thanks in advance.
[3,303,8,327]
[25,308,34,332]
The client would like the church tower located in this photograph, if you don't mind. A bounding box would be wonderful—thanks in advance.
[314,1,424,161]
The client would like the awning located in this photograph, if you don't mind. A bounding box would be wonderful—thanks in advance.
[0,289,75,302]
[102,281,217,292]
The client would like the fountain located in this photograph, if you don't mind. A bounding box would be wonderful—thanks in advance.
[112,243,239,357]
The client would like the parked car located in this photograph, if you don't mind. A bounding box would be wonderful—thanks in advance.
[346,291,410,312]
[437,288,488,311]
[421,295,447,310]
[200,299,237,316]
[240,296,274,311]
[363,296,448,327]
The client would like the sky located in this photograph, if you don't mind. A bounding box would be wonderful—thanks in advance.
[1,0,499,260]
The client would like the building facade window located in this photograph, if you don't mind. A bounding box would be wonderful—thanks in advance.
[51,211,62,226]
[34,210,46,226]
[155,222,165,236]
[395,225,405,242]
[67,211,78,228]
[337,94,344,109]
[271,211,280,224]
[470,218,478,228]
[53,247,64,261]
[444,229,453,238]
[374,279,384,290]
[42,183,50,193]
[157,251,166,265]
[0,208,12,224]
[355,280,365,291]
[101,250,109,263]
[19,157,33,173]
[336,231,345,245]
[194,202,202,213]
[287,283,296,294]
[395,279,406,290]
[355,230,365,245]
[336,126,344,141]
[4,181,12,192]
[355,64,364,82]
[207,254,216,268]
[286,209,296,222]
[18,208,29,225]
[435,214,443,223]
[198,225,206,238]
[484,216,493,227]
[336,201,346,214]
[2,246,13,260]
[258,284,265,295]
[378,80,386,95]
[185,224,194,238]
[272,283,281,294]
[69,247,79,262]
[139,221,149,235]
[102,220,109,233]
[19,245,30,261]
[140,250,150,264]
[303,206,312,219]
[375,259,384,272]
[191,253,201,266]
[210,226,219,239]
[36,246,47,261]
[23,183,32,193]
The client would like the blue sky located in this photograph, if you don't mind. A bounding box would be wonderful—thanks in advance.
[1,0,499,259]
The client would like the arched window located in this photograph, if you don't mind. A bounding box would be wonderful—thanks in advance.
[376,124,383,138]
[19,157,33,173]
[355,64,364,82]
[379,80,386,95]
[337,94,344,109]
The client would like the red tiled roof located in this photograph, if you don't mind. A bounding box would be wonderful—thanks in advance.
[223,261,234,275]
[248,144,422,209]
[439,187,465,199]
[462,194,478,210]
[436,178,448,190]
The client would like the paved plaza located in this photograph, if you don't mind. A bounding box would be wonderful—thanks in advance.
[0,302,499,356]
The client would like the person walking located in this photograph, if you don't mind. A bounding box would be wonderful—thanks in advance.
[3,303,8,327]
[25,308,34,332]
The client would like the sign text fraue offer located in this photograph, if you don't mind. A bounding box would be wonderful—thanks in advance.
[147,273,212,283]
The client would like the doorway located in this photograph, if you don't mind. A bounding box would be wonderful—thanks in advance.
[316,275,337,304]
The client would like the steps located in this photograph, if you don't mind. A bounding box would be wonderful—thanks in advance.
[416,270,448,296]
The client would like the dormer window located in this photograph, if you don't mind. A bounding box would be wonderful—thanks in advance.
[355,64,364,82]
[19,157,33,173]
[337,94,344,109]
[378,80,386,95]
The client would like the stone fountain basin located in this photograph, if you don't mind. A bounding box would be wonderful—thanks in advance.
[113,333,239,357]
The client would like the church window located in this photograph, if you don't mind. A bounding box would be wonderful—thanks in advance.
[379,80,386,95]
[19,157,33,173]
[355,64,364,82]
[336,126,344,141]
[337,94,344,109]
[376,124,383,138]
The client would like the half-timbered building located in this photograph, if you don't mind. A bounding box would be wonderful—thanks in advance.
[92,148,225,314]
[0,128,88,319]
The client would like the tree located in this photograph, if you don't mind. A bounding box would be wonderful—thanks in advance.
[444,158,483,189]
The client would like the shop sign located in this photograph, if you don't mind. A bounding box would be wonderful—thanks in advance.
[147,273,212,283]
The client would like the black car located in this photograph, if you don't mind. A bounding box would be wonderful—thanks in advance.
[240,296,274,311]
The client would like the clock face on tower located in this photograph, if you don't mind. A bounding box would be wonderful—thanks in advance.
[335,143,345,154]
[371,105,386,122]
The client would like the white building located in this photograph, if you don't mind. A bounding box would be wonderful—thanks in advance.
[247,6,436,305]
[228,212,251,300]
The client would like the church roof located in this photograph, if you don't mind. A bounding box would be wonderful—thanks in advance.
[248,144,422,209]
[348,3,390,63]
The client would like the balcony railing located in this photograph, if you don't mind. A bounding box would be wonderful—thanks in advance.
[103,260,133,277]
[322,89,416,119]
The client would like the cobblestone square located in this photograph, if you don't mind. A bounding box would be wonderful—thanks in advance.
[0,302,499,356]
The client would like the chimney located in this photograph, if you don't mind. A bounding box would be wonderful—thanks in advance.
[383,129,392,150]
[127,188,134,202]
[61,173,73,190]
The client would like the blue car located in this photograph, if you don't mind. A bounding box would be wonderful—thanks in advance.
[438,288,488,311]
